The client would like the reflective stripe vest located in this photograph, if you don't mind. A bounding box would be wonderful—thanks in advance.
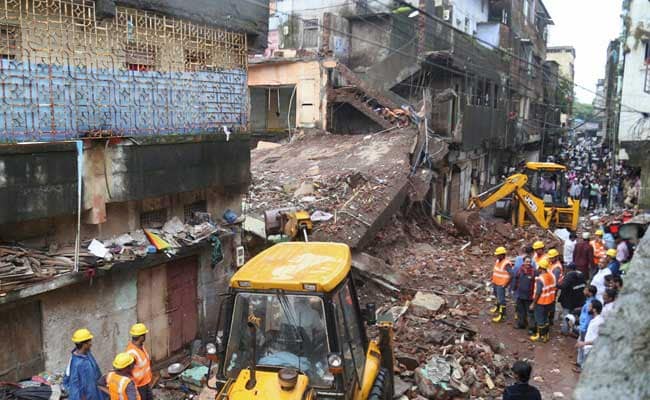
[106,372,141,400]
[126,342,152,387]
[491,258,511,286]
[591,240,606,265]
[533,272,557,305]
[550,260,563,283]
[533,253,547,269]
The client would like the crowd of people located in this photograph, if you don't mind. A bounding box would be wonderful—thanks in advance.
[492,225,633,397]
[559,136,641,211]
[63,323,153,400]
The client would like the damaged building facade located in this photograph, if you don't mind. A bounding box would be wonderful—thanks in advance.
[249,0,559,214]
[0,0,268,380]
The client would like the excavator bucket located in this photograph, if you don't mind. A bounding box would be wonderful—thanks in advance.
[452,210,482,237]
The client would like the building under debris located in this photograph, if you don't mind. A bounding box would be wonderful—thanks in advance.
[0,0,268,381]
[249,0,562,216]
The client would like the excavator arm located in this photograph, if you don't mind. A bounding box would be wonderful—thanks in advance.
[468,174,528,209]
[465,173,552,230]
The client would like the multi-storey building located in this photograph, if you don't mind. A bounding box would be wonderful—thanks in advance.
[0,0,268,380]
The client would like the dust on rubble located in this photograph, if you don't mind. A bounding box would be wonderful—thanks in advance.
[355,214,570,399]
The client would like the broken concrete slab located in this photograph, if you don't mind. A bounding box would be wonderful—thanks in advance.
[411,291,445,317]
[352,251,408,288]
[248,130,426,250]
[394,376,411,398]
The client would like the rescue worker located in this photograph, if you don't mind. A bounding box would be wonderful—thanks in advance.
[529,259,556,343]
[490,247,513,323]
[513,256,536,333]
[125,323,153,400]
[547,248,563,324]
[590,230,606,276]
[98,353,140,400]
[604,248,621,277]
[532,241,546,269]
[63,328,105,400]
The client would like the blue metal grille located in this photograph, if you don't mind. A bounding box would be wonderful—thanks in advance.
[0,1,248,143]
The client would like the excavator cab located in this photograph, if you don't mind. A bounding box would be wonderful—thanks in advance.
[523,163,570,207]
[209,242,394,400]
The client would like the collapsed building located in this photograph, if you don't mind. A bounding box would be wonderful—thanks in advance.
[249,0,562,217]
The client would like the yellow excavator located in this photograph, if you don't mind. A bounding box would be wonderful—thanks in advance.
[454,162,579,232]
[206,242,395,399]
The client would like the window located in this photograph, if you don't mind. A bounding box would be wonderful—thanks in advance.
[0,24,19,60]
[333,281,366,388]
[184,200,207,223]
[140,208,168,228]
[529,0,535,25]
[125,43,157,71]
[185,49,212,72]
[644,42,650,64]
[302,19,319,48]
[464,17,470,33]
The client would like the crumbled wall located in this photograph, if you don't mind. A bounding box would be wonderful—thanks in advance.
[574,231,650,399]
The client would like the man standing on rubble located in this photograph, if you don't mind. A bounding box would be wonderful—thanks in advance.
[546,249,563,325]
[125,323,153,400]
[490,247,513,323]
[573,233,594,278]
[529,259,556,343]
[63,328,105,400]
[557,263,585,335]
[513,256,536,333]
[531,241,546,269]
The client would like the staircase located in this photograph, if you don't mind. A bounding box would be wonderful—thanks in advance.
[328,63,412,130]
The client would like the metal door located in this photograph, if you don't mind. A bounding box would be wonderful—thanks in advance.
[166,257,199,353]
[0,301,44,381]
[137,265,169,361]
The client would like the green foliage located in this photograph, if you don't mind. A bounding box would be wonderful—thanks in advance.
[557,79,574,115]
[573,102,596,121]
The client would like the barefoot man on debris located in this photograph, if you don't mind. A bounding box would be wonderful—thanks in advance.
[491,246,513,323]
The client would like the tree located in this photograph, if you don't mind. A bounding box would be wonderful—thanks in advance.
[573,102,596,121]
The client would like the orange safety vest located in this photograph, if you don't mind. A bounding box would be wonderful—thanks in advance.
[106,372,141,400]
[533,253,547,269]
[591,240,606,265]
[491,258,511,286]
[533,272,557,305]
[126,342,152,387]
[550,260,563,283]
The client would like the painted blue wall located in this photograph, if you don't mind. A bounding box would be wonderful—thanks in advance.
[0,59,248,143]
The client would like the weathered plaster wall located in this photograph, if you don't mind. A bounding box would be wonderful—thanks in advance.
[39,269,138,373]
[574,231,650,399]
[248,60,328,130]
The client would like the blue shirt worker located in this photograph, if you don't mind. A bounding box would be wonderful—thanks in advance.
[63,328,105,400]
[605,248,621,277]
[577,286,597,367]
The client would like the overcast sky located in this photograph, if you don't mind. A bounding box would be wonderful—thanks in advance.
[543,0,622,104]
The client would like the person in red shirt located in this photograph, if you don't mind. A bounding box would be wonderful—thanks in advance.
[573,232,595,278]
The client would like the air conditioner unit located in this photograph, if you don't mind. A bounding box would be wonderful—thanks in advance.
[443,9,451,20]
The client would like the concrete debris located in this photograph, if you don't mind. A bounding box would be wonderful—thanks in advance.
[352,252,408,289]
[393,376,411,397]
[293,181,315,198]
[410,291,445,317]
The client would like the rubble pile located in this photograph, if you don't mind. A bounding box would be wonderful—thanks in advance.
[355,215,566,399]
[247,131,418,248]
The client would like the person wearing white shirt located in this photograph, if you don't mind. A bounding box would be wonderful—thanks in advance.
[591,260,612,303]
[601,288,618,319]
[564,232,577,264]
[575,299,604,370]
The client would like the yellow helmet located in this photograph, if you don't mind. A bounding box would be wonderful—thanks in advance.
[532,241,545,250]
[494,247,507,256]
[595,230,604,236]
[71,328,94,343]
[547,249,559,258]
[129,323,149,337]
[537,259,549,270]
[112,352,135,369]
[606,248,617,257]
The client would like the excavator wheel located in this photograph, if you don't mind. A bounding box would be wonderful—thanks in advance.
[452,210,481,237]
[368,367,389,400]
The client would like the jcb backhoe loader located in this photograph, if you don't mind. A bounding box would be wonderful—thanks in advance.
[205,242,394,399]
[454,162,579,232]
